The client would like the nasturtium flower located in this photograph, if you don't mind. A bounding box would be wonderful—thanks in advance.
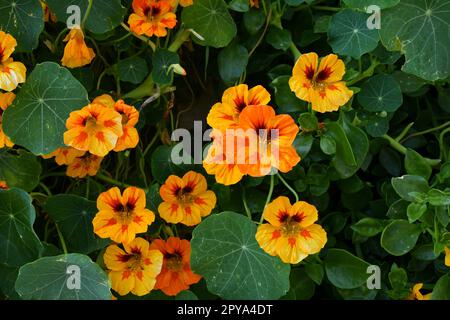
[93,94,140,152]
[170,0,193,7]
[239,105,300,177]
[203,130,249,186]
[150,237,201,296]
[256,196,327,264]
[42,147,86,165]
[128,0,177,38]
[93,186,155,244]
[0,32,26,92]
[40,1,57,23]
[0,181,8,190]
[289,52,353,113]
[66,153,103,178]
[207,84,271,131]
[61,27,96,69]
[64,103,123,157]
[0,92,15,148]
[445,247,449,267]
[407,283,431,300]
[104,238,163,296]
[249,0,259,8]
[158,171,216,226]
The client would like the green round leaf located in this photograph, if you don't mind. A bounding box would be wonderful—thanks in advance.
[328,9,379,58]
[0,0,44,52]
[391,175,430,202]
[0,149,41,192]
[357,74,403,112]
[3,62,89,155]
[380,220,421,256]
[218,43,249,85]
[325,248,370,289]
[46,0,126,34]
[320,135,337,155]
[380,0,450,81]
[266,27,292,51]
[431,274,450,300]
[151,49,180,85]
[15,253,111,300]
[182,0,237,48]
[411,244,439,261]
[44,195,110,254]
[351,217,384,237]
[0,188,42,267]
[243,9,265,35]
[115,57,149,84]
[190,212,290,300]
[364,115,389,137]
[298,113,318,131]
[229,0,249,12]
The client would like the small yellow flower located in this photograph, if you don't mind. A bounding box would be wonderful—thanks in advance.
[0,32,26,92]
[0,92,15,148]
[407,283,432,300]
[445,247,449,267]
[66,153,103,178]
[42,147,86,165]
[61,27,96,68]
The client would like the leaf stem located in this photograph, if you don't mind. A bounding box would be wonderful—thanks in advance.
[81,0,93,28]
[402,121,450,142]
[289,42,301,61]
[95,173,132,188]
[277,173,299,202]
[242,188,252,220]
[55,223,68,255]
[168,28,191,52]
[260,175,275,224]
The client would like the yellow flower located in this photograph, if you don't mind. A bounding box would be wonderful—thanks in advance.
[407,283,432,300]
[0,180,8,190]
[256,196,327,264]
[93,186,155,244]
[64,103,123,157]
[289,52,353,113]
[42,147,86,165]
[445,247,449,267]
[104,238,163,296]
[0,32,26,92]
[66,153,103,178]
[158,171,217,226]
[61,27,96,68]
[0,92,15,148]
[40,1,57,23]
[128,0,177,38]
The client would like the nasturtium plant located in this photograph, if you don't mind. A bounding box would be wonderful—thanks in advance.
[0,0,448,302]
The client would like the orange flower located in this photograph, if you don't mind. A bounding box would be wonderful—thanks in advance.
[407,283,432,300]
[66,153,103,178]
[64,103,123,157]
[0,32,26,92]
[179,0,193,7]
[93,187,156,244]
[0,181,8,190]
[150,237,201,296]
[61,27,96,68]
[104,238,163,296]
[249,0,259,8]
[238,105,300,177]
[289,52,353,113]
[203,130,249,186]
[256,196,327,264]
[0,92,15,148]
[93,95,140,152]
[207,84,271,131]
[128,0,177,38]
[40,1,57,23]
[445,247,449,267]
[158,171,216,226]
[42,147,86,165]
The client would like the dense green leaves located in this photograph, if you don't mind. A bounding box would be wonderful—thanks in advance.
[351,218,384,237]
[15,254,111,300]
[325,249,370,289]
[44,195,110,254]
[0,0,43,52]
[0,188,42,267]
[0,150,41,192]
[151,49,180,85]
[46,0,126,34]
[328,9,379,58]
[115,57,149,84]
[182,0,237,48]
[191,212,290,300]
[380,0,450,81]
[391,175,429,202]
[357,74,403,112]
[381,220,421,256]
[2,62,89,155]
[218,43,248,85]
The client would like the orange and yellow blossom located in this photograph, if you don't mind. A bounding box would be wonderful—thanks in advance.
[289,52,353,113]
[249,0,259,8]
[150,237,201,296]
[40,1,57,23]
[93,186,155,244]
[239,105,300,177]
[64,103,123,157]
[93,94,140,152]
[42,147,86,165]
[61,27,96,68]
[407,283,432,300]
[207,84,271,131]
[104,238,163,296]
[0,92,15,148]
[66,153,103,178]
[445,247,449,267]
[158,171,216,226]
[256,196,327,264]
[0,32,26,92]
[0,181,8,190]
[128,0,177,38]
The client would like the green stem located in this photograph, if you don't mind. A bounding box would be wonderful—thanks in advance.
[39,182,52,196]
[260,175,275,224]
[277,173,299,202]
[123,74,155,99]
[168,29,191,52]
[312,5,340,11]
[290,42,301,61]
[96,173,132,188]
[439,127,450,161]
[395,122,414,141]
[55,223,68,254]
[404,121,450,142]
[81,0,93,28]
[242,188,252,220]
[347,59,380,86]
